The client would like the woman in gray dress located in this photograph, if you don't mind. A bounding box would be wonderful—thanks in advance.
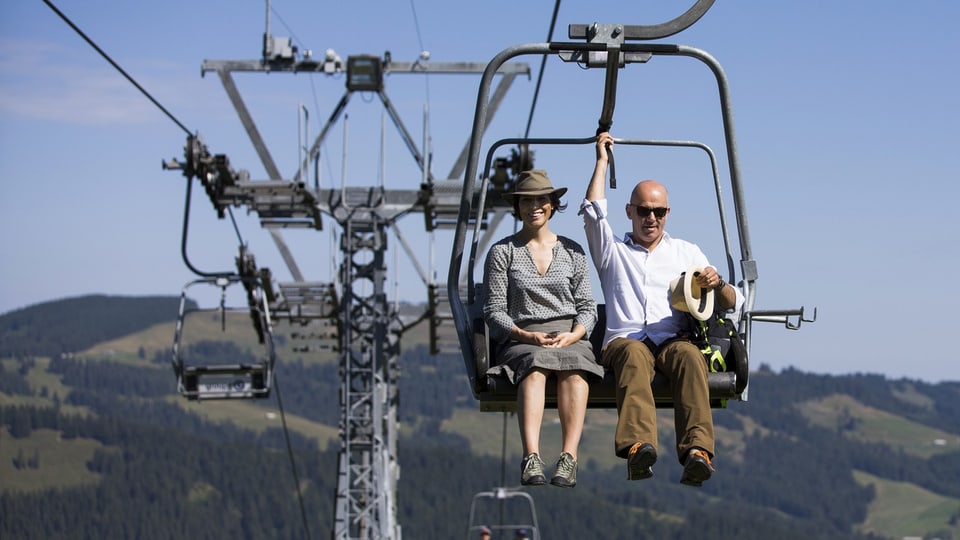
[483,169,602,488]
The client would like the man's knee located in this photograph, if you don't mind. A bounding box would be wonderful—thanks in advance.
[604,339,656,379]
[607,338,653,364]
[660,340,707,371]
[672,340,702,359]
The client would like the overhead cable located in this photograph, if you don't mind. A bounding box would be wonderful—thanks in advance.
[273,374,313,540]
[524,0,562,138]
[43,0,193,137]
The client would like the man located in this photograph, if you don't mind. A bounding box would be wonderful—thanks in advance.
[480,525,492,539]
[579,132,743,486]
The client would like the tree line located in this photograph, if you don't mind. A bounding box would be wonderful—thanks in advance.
[2,295,958,538]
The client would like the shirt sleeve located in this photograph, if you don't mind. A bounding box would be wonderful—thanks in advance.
[579,198,615,271]
[481,242,514,341]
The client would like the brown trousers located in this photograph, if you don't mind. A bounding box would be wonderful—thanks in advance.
[602,337,715,463]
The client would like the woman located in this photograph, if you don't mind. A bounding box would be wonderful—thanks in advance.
[483,169,602,488]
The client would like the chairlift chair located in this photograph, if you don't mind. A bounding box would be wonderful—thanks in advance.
[448,6,814,412]
[171,275,278,400]
[466,487,540,540]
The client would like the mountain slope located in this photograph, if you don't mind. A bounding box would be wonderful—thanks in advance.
[1,295,958,539]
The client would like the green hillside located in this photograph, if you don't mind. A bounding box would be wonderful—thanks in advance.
[1,295,958,539]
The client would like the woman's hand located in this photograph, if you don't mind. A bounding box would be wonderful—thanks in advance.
[542,331,581,348]
[515,327,584,347]
[524,330,559,347]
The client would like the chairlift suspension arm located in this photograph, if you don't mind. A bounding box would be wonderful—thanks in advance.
[567,0,716,42]
[598,43,621,189]
[177,164,235,279]
[220,282,228,332]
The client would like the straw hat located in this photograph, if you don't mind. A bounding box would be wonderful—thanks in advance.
[501,169,567,204]
[669,267,715,321]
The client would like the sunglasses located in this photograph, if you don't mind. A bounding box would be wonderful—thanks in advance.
[629,205,669,219]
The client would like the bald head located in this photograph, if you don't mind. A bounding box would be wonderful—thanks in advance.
[631,180,668,206]
[626,179,671,250]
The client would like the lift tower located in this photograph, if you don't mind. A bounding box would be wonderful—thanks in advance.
[188,42,528,538]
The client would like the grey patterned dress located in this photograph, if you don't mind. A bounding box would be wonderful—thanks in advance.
[482,234,603,383]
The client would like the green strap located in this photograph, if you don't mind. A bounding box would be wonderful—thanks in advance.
[696,319,727,373]
[707,348,726,373]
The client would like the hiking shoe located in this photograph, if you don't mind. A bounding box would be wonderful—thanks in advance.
[520,453,547,486]
[680,448,715,487]
[550,452,578,488]
[627,442,657,481]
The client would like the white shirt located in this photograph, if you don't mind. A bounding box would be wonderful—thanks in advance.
[580,198,744,348]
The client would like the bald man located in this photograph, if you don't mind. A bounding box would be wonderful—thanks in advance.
[579,132,743,487]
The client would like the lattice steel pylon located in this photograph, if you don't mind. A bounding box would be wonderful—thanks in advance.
[182,46,529,539]
[335,217,400,538]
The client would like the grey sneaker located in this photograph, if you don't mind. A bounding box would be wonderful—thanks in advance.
[520,453,546,485]
[550,452,578,488]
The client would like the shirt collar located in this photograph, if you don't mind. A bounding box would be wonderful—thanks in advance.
[623,231,670,251]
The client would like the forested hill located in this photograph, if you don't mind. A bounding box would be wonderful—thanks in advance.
[0,295,191,358]
[1,295,959,539]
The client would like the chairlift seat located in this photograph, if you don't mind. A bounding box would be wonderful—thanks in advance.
[181,362,272,400]
[474,304,747,412]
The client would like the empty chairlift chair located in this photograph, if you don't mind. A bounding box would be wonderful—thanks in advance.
[171,275,278,400]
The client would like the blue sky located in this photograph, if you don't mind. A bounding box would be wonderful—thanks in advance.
[2,1,958,383]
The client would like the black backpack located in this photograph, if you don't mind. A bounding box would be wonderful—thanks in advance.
[686,311,747,374]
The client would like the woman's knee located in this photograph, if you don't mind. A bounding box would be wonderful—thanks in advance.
[556,370,588,387]
[521,368,548,384]
[556,369,583,380]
